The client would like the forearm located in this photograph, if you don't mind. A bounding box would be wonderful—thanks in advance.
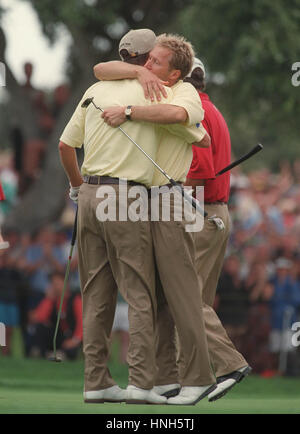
[131,104,187,124]
[93,61,141,81]
[58,141,83,187]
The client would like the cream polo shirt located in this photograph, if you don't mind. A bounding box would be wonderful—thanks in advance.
[60,80,205,188]
[152,81,206,186]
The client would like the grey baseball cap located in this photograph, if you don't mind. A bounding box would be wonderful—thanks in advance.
[119,29,156,60]
[186,57,206,78]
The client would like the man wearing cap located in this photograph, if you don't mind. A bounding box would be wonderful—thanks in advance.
[59,29,210,405]
[94,32,224,405]
[154,58,251,402]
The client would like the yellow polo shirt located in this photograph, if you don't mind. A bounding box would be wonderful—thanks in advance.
[60,80,205,188]
[152,81,206,186]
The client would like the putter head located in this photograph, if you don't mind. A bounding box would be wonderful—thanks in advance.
[81,97,94,108]
[48,355,62,363]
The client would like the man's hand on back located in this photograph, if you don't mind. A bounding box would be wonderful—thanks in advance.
[136,67,168,102]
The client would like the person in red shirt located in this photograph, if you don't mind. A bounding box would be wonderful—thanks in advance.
[28,270,82,360]
[0,183,9,250]
[186,59,251,400]
[185,59,231,204]
[154,58,251,402]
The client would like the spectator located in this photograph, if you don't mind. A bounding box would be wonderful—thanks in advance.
[244,260,275,375]
[0,181,9,249]
[269,257,300,360]
[4,230,33,357]
[18,62,54,195]
[23,226,66,310]
[215,254,250,353]
[0,165,18,220]
[0,251,21,356]
[27,271,82,360]
[52,84,70,119]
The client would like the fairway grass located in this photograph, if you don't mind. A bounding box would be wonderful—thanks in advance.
[0,357,299,414]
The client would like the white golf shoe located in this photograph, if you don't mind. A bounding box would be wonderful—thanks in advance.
[208,365,252,402]
[167,384,217,405]
[84,385,127,403]
[126,385,167,405]
[153,383,181,398]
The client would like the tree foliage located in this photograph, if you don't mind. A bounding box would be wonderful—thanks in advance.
[176,0,300,168]
[24,0,193,80]
[1,0,300,230]
[0,0,192,230]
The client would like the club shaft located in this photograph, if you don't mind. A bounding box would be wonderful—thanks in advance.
[93,101,207,217]
[52,245,74,358]
[216,144,263,176]
[93,101,172,180]
[52,209,78,359]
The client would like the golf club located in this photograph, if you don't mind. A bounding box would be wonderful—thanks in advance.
[49,207,78,363]
[81,97,208,218]
[216,144,263,177]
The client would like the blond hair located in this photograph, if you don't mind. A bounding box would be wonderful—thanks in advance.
[156,33,194,79]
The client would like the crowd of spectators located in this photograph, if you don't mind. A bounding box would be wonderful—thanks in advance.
[0,215,82,360]
[1,155,300,374]
[0,60,300,375]
[217,162,300,376]
[0,61,80,361]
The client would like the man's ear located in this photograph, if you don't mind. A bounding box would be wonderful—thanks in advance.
[169,69,181,82]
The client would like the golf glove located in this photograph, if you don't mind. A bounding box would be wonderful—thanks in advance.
[69,184,81,204]
[208,215,225,231]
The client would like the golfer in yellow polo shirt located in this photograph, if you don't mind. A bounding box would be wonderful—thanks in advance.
[59,29,208,405]
[94,32,220,405]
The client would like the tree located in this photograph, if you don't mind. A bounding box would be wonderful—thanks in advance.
[176,0,300,169]
[0,0,191,231]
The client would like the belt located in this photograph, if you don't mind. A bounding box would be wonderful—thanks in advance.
[151,182,182,189]
[83,175,144,187]
[204,201,227,205]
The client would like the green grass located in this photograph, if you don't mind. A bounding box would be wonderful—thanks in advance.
[0,356,300,414]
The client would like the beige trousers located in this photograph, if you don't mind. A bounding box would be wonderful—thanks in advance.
[152,190,215,386]
[77,183,156,391]
[155,203,247,384]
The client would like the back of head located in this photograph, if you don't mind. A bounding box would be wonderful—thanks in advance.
[156,33,194,79]
[184,57,206,91]
[119,28,156,66]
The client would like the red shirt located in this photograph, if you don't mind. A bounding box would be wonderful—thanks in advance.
[34,293,83,341]
[0,183,5,201]
[187,92,231,203]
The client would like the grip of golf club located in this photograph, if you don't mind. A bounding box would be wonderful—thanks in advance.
[216,144,263,176]
[169,179,208,218]
[71,208,78,246]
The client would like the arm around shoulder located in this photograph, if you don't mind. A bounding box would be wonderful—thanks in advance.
[93,60,141,81]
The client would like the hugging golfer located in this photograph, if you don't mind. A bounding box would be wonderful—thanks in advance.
[58,29,209,405]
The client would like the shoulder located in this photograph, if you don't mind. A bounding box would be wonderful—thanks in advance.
[172,81,200,99]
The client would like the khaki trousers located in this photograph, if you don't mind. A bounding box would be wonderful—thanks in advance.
[155,203,247,384]
[152,190,215,386]
[77,183,156,391]
[193,204,247,377]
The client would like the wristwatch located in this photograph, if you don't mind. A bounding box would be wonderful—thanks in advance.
[125,105,132,120]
